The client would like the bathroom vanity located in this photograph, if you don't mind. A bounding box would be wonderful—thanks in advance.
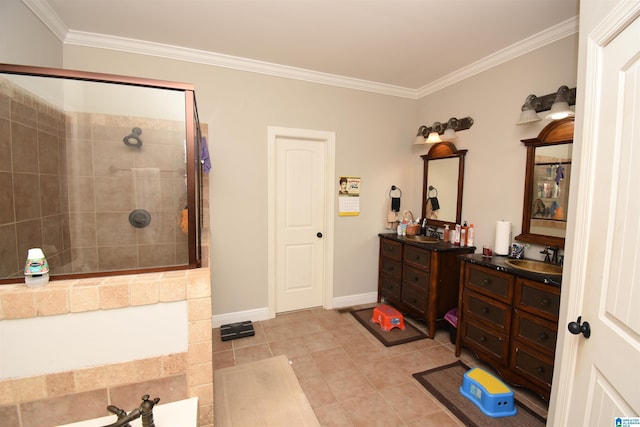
[455,254,562,400]
[377,234,475,338]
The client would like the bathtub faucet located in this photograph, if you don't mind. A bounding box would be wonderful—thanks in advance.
[101,395,160,427]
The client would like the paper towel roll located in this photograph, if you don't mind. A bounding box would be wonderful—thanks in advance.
[494,220,512,255]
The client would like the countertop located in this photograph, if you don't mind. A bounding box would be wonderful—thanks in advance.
[378,233,476,253]
[459,253,563,287]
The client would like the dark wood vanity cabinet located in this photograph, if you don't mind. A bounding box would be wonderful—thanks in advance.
[456,261,561,400]
[378,235,474,338]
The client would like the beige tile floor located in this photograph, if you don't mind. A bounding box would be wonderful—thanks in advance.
[212,305,549,426]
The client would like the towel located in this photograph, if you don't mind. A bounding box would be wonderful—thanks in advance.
[391,197,401,212]
[385,199,399,229]
[200,136,211,174]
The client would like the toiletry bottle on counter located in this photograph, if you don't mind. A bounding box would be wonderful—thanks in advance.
[467,224,475,247]
[397,222,402,236]
[443,224,450,243]
[460,221,468,247]
[454,224,461,245]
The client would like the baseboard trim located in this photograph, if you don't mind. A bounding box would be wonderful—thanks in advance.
[212,307,271,328]
[211,292,377,328]
[331,292,378,309]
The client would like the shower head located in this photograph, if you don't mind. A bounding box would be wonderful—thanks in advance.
[123,127,143,149]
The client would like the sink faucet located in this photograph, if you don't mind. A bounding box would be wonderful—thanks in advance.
[540,246,560,264]
[101,395,160,427]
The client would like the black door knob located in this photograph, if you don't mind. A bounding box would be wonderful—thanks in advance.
[568,316,591,339]
[317,232,323,238]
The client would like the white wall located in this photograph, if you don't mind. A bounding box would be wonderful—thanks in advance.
[416,35,578,257]
[0,0,62,67]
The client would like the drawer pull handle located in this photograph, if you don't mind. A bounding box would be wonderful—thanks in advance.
[535,367,545,374]
[479,336,487,342]
[414,276,419,282]
[481,307,489,314]
[483,279,490,285]
[540,298,550,306]
[538,333,549,341]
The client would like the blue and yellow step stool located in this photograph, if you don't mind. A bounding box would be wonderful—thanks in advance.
[459,367,517,418]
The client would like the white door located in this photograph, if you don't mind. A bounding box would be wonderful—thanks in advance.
[267,127,335,315]
[550,2,640,426]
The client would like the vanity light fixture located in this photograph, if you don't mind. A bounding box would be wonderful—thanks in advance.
[427,122,443,143]
[517,86,576,125]
[414,116,474,144]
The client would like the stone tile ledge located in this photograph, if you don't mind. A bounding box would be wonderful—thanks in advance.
[0,268,211,320]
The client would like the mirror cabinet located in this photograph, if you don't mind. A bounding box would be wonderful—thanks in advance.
[516,117,574,249]
[421,141,467,229]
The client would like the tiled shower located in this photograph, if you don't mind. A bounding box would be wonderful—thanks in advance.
[0,76,190,279]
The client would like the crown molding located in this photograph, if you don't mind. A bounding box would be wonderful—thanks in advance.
[64,30,417,99]
[416,16,579,99]
[21,0,68,41]
[23,0,577,101]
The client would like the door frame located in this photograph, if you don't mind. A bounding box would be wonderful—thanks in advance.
[548,1,640,425]
[267,126,336,318]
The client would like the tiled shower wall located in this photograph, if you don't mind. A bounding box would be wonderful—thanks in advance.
[0,76,197,277]
[0,77,69,278]
[65,111,189,273]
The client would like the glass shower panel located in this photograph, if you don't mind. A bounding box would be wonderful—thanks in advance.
[0,65,201,282]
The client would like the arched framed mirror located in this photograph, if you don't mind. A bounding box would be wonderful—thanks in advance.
[516,117,574,249]
[421,141,467,229]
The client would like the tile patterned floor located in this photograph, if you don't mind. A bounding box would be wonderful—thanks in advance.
[212,305,549,426]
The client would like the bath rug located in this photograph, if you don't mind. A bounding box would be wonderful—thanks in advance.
[412,360,546,427]
[350,307,428,347]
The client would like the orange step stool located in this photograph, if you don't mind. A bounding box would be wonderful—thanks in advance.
[372,304,405,331]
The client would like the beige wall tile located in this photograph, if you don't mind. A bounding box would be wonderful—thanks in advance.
[161,353,188,376]
[34,287,69,316]
[189,319,211,343]
[70,284,100,312]
[0,379,15,405]
[188,341,212,366]
[46,371,75,397]
[1,291,36,319]
[99,282,129,309]
[187,362,212,387]
[12,376,47,403]
[134,357,162,382]
[129,280,158,306]
[188,298,211,322]
[191,382,214,405]
[73,366,108,393]
[158,277,186,302]
[186,272,211,299]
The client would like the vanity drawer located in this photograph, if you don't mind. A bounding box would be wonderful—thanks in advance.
[461,319,509,365]
[380,239,402,261]
[512,309,557,355]
[463,289,511,333]
[379,257,402,282]
[403,265,429,291]
[510,341,555,389]
[403,245,431,271]
[402,283,428,315]
[466,264,514,303]
[379,275,401,301]
[514,278,560,321]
